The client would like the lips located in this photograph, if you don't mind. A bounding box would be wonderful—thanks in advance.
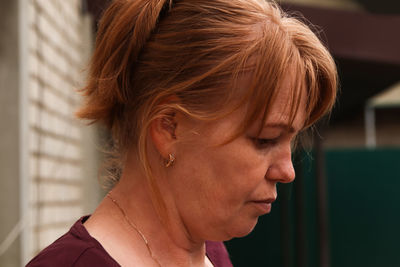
[249,198,276,214]
[253,198,276,204]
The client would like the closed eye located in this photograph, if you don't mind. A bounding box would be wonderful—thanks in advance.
[252,137,279,149]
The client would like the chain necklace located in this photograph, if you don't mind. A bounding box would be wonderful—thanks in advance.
[107,193,162,267]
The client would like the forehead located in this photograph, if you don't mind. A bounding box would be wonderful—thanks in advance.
[243,68,307,133]
[191,71,306,145]
[264,99,306,132]
[207,60,308,141]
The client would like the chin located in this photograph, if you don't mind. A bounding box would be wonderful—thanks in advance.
[227,217,259,239]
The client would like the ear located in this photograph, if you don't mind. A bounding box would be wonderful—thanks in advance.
[149,112,177,159]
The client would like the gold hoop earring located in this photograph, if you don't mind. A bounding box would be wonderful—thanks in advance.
[165,153,175,168]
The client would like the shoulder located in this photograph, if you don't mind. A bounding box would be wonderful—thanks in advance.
[26,245,119,267]
[206,241,233,267]
[26,216,120,267]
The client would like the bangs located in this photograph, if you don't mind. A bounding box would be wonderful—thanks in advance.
[228,16,337,141]
[227,23,303,140]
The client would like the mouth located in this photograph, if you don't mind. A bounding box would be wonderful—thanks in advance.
[249,198,276,214]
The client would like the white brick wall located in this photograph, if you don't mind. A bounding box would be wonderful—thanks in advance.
[27,0,91,257]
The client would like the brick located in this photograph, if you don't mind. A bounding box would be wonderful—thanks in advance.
[29,76,40,101]
[58,0,80,29]
[28,51,39,77]
[30,180,38,204]
[38,183,82,202]
[41,135,81,159]
[28,102,40,127]
[27,0,93,254]
[36,0,57,14]
[28,25,38,51]
[37,15,58,43]
[37,157,82,180]
[28,125,39,152]
[29,157,38,180]
[39,205,82,226]
[28,1,35,25]
[42,88,70,115]
[36,0,58,25]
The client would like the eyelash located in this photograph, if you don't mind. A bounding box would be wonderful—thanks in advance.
[252,137,279,148]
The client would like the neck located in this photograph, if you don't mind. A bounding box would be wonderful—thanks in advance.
[109,163,208,267]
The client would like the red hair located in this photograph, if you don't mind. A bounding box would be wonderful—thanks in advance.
[77,0,337,211]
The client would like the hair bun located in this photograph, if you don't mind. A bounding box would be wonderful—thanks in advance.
[77,0,172,129]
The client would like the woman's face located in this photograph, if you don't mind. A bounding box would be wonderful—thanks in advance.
[168,73,306,241]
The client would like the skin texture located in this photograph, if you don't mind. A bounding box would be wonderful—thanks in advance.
[164,72,306,242]
[84,72,307,267]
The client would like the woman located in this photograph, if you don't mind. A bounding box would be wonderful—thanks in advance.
[27,0,336,266]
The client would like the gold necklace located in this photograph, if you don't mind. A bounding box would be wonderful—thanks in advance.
[107,193,162,267]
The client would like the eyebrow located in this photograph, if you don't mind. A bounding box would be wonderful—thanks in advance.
[263,123,297,133]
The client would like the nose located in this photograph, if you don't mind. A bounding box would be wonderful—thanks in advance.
[265,147,295,184]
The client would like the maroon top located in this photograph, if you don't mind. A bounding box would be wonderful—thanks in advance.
[26,216,233,267]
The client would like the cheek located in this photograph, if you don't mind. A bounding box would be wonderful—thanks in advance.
[171,141,270,239]
[204,145,271,238]
[173,141,265,206]
[206,142,269,203]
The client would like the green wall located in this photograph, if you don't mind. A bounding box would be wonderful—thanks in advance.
[327,148,400,267]
[225,148,400,267]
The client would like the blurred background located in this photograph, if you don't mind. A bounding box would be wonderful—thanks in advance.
[0,0,399,266]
